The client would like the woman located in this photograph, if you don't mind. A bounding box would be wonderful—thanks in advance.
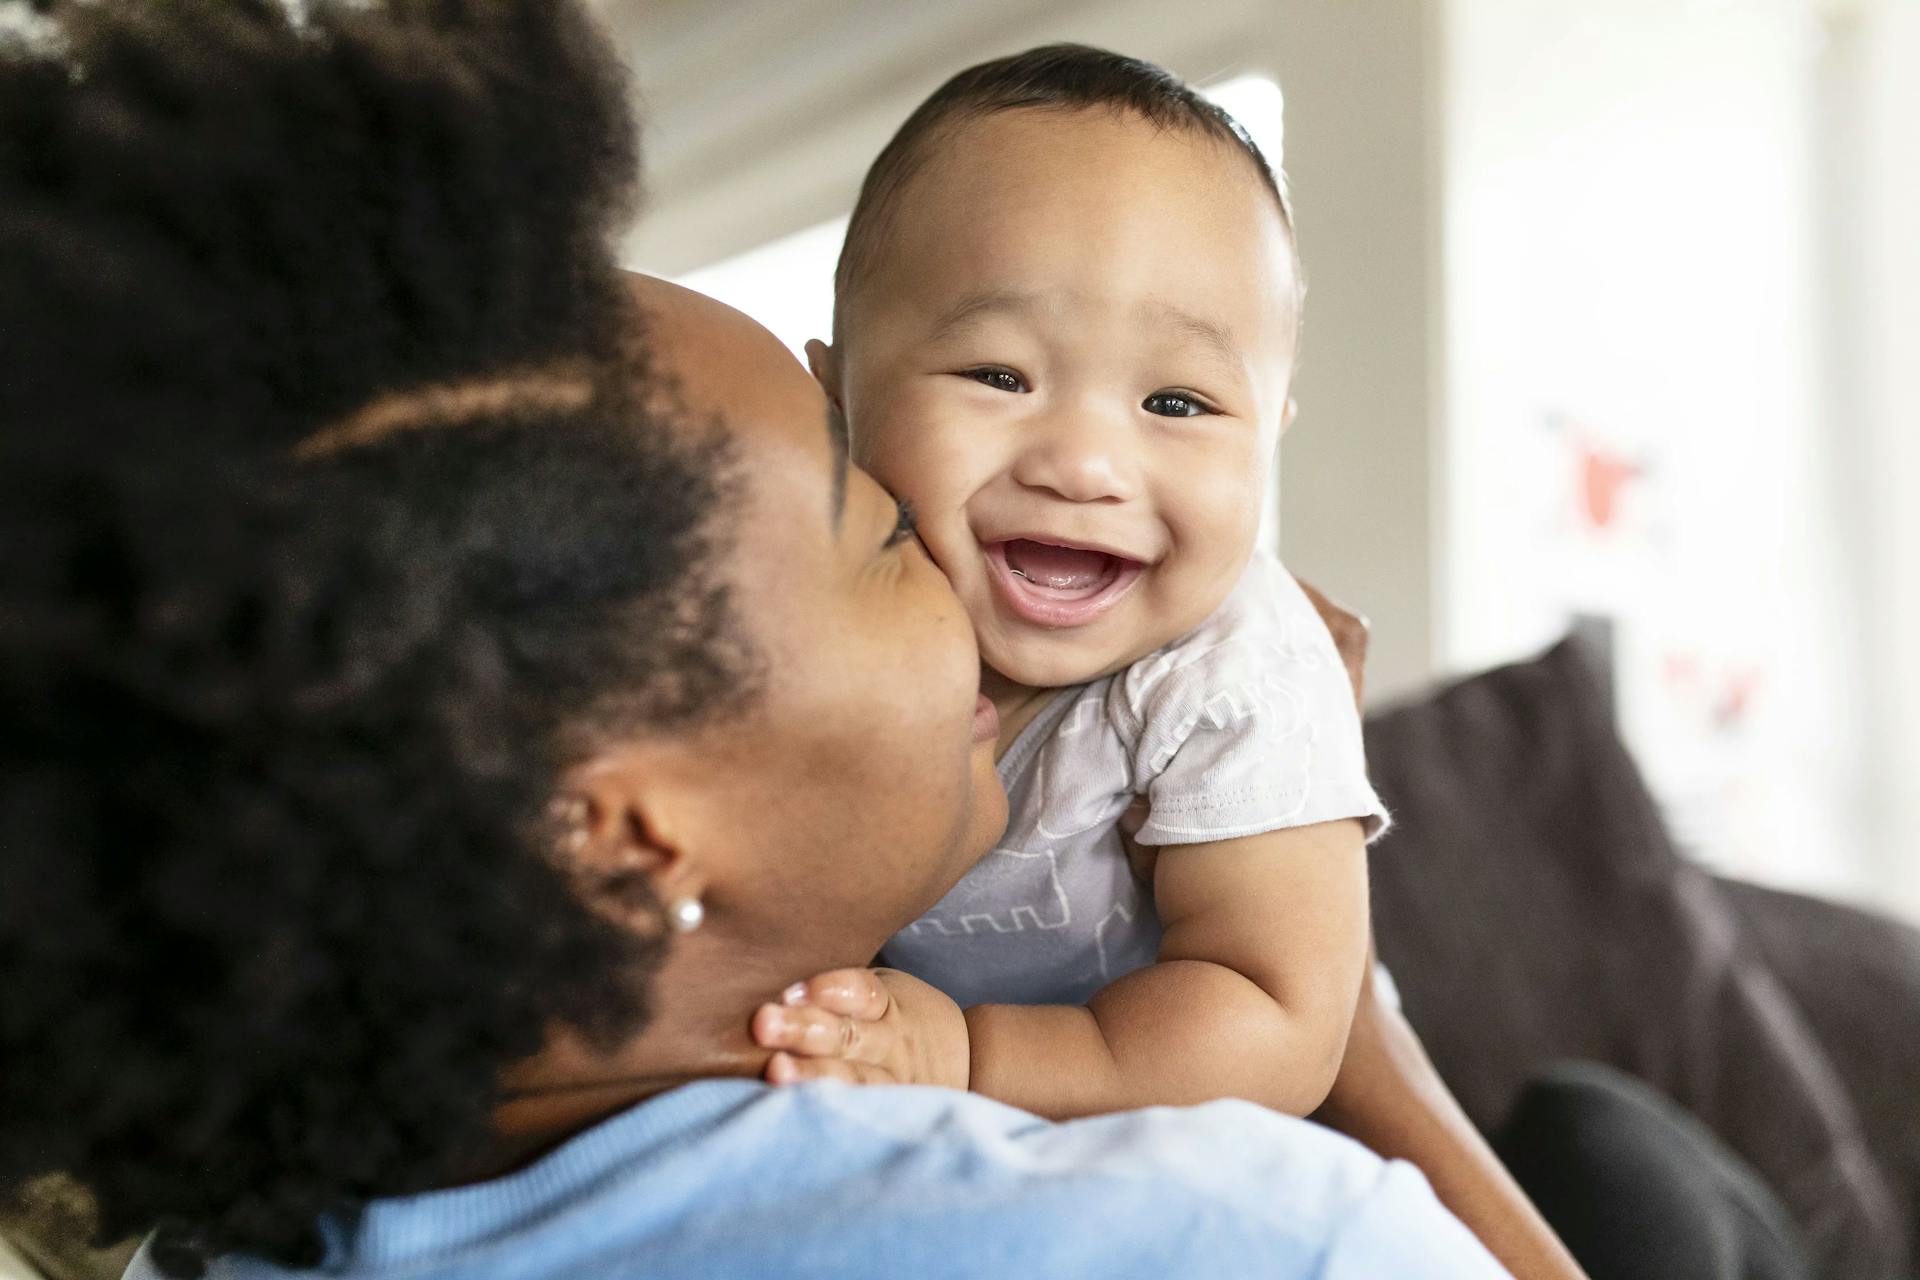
[0,2,1501,1277]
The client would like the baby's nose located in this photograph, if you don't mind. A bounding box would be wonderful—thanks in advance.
[1010,414,1141,504]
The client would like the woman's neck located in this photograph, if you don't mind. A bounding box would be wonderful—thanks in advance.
[479,927,869,1180]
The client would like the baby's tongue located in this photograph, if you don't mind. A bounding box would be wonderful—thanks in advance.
[1004,539,1114,592]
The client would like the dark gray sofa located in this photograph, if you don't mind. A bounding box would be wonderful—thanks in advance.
[1365,637,1920,1280]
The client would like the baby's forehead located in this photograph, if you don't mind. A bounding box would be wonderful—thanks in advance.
[847,110,1297,338]
[852,107,1292,290]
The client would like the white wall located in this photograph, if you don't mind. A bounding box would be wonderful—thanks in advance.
[1440,0,1916,918]
[1256,1,1443,705]
[1852,0,1920,918]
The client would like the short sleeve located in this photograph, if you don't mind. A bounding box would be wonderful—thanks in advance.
[1112,554,1389,847]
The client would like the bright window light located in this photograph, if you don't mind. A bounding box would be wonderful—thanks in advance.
[1204,73,1286,173]
[676,214,849,361]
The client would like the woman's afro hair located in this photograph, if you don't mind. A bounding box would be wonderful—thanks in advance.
[1,1,753,1274]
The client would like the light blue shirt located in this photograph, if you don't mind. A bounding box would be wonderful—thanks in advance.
[126,1079,1508,1279]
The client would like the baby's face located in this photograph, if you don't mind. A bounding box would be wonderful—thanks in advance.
[825,108,1299,691]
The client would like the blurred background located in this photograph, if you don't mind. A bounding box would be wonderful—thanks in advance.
[594,0,1918,924]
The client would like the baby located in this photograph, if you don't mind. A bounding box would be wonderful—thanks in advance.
[753,44,1387,1120]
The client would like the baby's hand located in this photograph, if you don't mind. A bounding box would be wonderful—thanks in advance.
[752,967,969,1090]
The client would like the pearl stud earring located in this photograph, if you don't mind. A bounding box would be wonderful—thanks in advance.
[667,896,705,934]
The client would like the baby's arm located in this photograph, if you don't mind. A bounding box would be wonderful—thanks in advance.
[964,817,1369,1118]
[748,821,1367,1113]
[755,820,1369,1117]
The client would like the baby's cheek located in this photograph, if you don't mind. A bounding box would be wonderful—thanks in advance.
[1213,457,1268,536]
[1172,481,1260,560]
[857,431,947,517]
[847,417,902,475]
[845,388,918,465]
[1158,482,1265,615]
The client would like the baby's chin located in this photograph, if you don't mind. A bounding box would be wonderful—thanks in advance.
[978,623,1156,694]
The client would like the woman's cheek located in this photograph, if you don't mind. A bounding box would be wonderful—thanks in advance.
[929,568,980,701]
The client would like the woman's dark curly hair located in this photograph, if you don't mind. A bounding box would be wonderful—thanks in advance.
[0,1,755,1274]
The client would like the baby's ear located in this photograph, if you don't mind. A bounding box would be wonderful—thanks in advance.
[1280,397,1299,436]
[804,338,843,411]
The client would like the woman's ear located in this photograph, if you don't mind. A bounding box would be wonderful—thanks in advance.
[1281,396,1298,437]
[804,338,843,412]
[552,760,710,938]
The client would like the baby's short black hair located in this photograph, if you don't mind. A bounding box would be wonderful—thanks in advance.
[831,42,1300,341]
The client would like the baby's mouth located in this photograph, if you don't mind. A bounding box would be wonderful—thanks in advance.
[984,539,1145,629]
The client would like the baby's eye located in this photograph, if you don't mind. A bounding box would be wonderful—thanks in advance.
[962,367,1028,394]
[1142,391,1212,418]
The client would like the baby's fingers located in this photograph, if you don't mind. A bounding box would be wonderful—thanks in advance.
[780,968,892,1020]
[766,1051,896,1087]
[751,1002,879,1061]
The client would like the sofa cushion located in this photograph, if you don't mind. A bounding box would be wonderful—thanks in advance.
[1364,638,1905,1279]
[1722,878,1920,1271]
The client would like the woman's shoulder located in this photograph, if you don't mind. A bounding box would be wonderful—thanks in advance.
[120,1080,1499,1279]
[714,1083,1497,1277]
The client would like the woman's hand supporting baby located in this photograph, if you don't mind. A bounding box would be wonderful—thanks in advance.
[754,967,971,1091]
